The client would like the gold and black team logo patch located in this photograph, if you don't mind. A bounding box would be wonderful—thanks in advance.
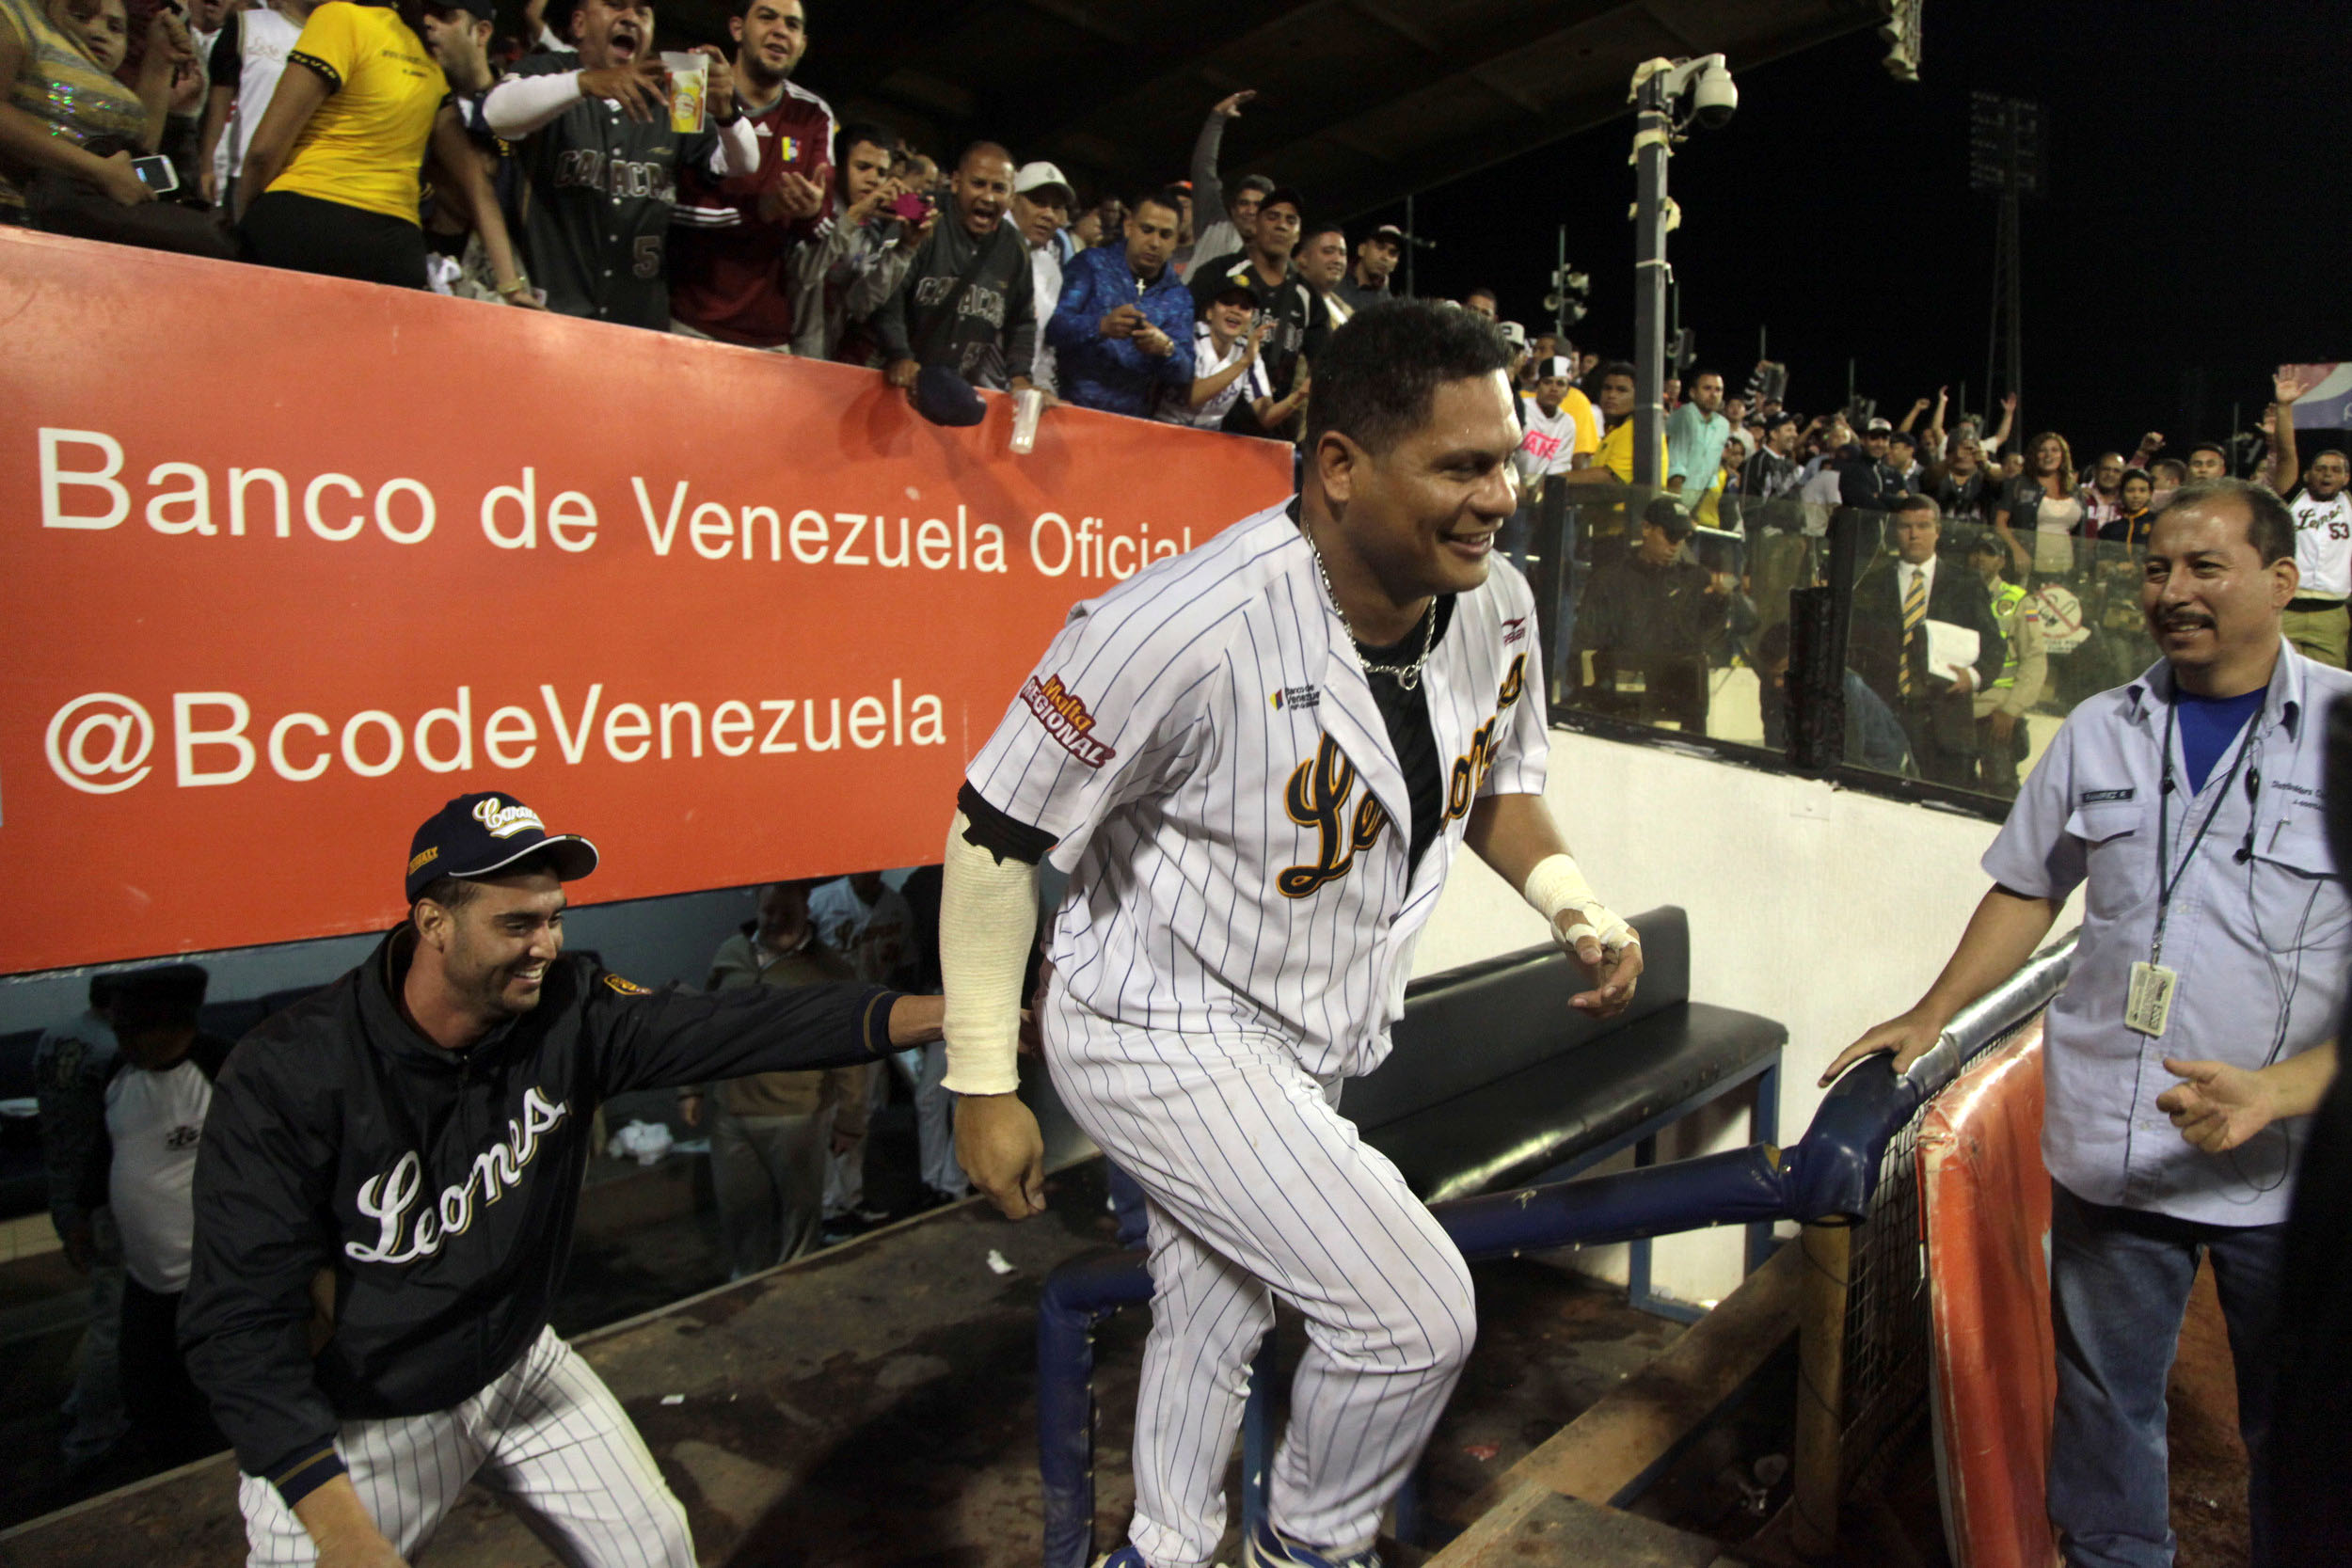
[603,974,650,996]
[1279,736,1390,898]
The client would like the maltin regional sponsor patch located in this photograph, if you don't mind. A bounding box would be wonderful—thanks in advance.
[1021,673,1118,768]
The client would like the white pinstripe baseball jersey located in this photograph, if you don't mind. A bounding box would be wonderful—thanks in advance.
[967,499,1548,1079]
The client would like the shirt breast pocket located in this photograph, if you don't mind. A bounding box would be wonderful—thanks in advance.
[2064,801,2147,920]
[2249,812,2351,951]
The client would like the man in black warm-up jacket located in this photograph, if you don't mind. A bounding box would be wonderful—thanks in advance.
[180,791,944,1568]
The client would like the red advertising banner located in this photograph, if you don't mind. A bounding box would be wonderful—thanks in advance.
[0,229,1291,974]
[1919,1022,2058,1568]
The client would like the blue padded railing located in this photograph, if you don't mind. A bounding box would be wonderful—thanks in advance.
[1034,931,2078,1567]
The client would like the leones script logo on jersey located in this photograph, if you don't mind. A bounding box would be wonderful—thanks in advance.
[1278,736,1391,898]
[1276,655,1529,899]
[345,1086,569,1267]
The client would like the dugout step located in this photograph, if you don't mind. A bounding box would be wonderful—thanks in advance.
[1434,1493,1733,1567]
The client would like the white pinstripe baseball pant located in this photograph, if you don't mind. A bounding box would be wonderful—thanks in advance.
[236,1326,691,1567]
[1047,992,1477,1568]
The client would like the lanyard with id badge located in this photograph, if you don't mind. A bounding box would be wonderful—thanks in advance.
[2129,695,2259,1037]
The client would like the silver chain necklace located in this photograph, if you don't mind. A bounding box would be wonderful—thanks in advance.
[1304,515,1437,690]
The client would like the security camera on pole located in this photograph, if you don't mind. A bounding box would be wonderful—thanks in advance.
[1628,53,1736,490]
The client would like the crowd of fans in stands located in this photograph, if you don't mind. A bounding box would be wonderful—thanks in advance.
[1551,362,2344,804]
[8,0,2342,796]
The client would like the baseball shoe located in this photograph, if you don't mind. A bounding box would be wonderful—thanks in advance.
[1090,1550,1229,1568]
[1245,1520,1381,1568]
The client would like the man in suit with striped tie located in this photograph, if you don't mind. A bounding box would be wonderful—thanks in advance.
[1849,496,2006,786]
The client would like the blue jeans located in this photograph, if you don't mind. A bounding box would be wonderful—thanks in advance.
[2048,1180,2283,1568]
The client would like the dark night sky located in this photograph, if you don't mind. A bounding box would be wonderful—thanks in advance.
[1353,0,2350,460]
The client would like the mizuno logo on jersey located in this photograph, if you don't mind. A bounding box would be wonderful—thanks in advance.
[1502,616,1530,646]
[1279,735,1389,898]
[1272,685,1320,711]
[1021,674,1117,768]
[345,1086,569,1268]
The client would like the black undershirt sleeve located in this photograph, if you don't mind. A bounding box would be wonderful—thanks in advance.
[957,781,1057,865]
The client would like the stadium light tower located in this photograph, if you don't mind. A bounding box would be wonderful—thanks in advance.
[1628,54,1736,489]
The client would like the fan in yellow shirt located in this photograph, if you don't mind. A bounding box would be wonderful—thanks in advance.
[236,0,529,299]
[1565,361,1667,488]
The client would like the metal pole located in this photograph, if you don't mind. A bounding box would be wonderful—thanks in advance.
[1984,198,2001,413]
[1632,79,1670,490]
[1404,193,1417,301]
[2004,188,2024,412]
[1555,225,1568,340]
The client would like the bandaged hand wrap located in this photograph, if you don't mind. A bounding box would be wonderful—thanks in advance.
[938,812,1038,1096]
[1522,852,1638,954]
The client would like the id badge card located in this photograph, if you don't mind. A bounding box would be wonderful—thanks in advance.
[2125,961,2178,1037]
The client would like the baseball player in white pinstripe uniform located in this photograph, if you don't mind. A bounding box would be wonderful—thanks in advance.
[939,302,1645,1568]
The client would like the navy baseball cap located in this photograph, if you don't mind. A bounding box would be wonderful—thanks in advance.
[913,364,987,428]
[405,792,598,903]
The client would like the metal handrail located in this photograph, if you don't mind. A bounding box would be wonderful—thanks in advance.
[1902,927,2078,1094]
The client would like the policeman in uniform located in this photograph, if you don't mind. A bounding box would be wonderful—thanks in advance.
[1826,478,2351,1568]
[1968,530,2048,794]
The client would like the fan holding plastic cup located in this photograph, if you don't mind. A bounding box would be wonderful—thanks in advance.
[479,0,755,328]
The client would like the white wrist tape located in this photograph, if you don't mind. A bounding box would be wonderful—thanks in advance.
[938,811,1038,1096]
[1522,852,1637,953]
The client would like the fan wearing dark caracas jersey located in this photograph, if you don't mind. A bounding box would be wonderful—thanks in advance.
[180,792,945,1568]
[481,0,760,328]
[939,303,1645,1568]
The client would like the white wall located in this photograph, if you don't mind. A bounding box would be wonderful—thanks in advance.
[1408,725,2074,1307]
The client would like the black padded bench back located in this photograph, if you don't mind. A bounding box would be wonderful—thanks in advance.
[0,1027,44,1101]
[1342,907,1690,1132]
